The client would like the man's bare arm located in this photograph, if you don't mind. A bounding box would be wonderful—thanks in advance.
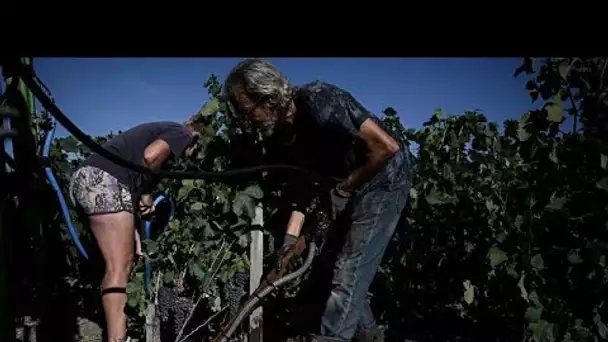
[286,211,306,237]
[339,118,400,192]
[283,120,398,237]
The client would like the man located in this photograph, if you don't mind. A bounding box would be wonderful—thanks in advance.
[69,119,201,342]
[224,59,413,342]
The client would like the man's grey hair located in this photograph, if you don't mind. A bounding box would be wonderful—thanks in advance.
[224,58,294,121]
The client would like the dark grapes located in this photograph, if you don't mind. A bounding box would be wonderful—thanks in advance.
[157,286,178,323]
[171,296,194,337]
[157,286,195,340]
[223,271,249,316]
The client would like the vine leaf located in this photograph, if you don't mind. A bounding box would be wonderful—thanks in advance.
[190,202,203,212]
[545,99,564,123]
[190,261,206,280]
[514,57,534,77]
[525,306,543,323]
[232,191,256,217]
[596,177,608,191]
[243,184,264,199]
[487,246,508,268]
[178,186,194,201]
[528,320,556,342]
[463,280,475,305]
[518,112,532,141]
[163,270,175,284]
[531,254,545,271]
[546,196,567,211]
[594,314,608,339]
[199,98,220,117]
[425,187,453,205]
[567,250,583,265]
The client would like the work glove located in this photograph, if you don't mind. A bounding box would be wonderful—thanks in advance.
[329,183,352,220]
[275,233,299,272]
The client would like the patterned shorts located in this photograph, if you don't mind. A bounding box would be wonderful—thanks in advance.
[69,165,134,215]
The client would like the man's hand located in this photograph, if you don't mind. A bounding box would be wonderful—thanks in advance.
[275,233,299,272]
[330,182,352,220]
[139,194,155,218]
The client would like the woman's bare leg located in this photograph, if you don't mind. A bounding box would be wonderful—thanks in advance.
[89,211,135,342]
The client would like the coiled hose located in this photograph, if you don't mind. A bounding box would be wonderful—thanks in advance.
[5,57,339,187]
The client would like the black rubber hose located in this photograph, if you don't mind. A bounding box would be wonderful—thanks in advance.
[215,241,317,342]
[2,59,340,186]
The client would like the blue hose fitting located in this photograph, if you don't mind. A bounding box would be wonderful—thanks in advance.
[143,194,174,293]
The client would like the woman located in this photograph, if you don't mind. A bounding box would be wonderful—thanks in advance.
[69,120,201,342]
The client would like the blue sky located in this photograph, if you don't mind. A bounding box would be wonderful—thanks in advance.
[32,58,536,138]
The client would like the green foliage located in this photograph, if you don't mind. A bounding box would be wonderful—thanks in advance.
[44,58,608,342]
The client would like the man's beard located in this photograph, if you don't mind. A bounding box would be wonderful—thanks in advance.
[254,103,297,145]
[255,116,295,146]
[258,114,279,137]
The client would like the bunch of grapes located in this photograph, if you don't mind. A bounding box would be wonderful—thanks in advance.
[170,296,194,338]
[312,209,331,239]
[157,286,178,323]
[303,195,332,248]
[223,271,249,316]
[157,286,195,340]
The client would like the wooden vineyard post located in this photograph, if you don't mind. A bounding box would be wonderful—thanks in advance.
[145,301,160,342]
[248,204,264,342]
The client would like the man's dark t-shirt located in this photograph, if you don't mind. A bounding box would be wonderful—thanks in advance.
[264,81,410,214]
[82,121,194,193]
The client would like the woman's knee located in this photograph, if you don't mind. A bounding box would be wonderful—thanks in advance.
[103,261,132,286]
[103,246,134,284]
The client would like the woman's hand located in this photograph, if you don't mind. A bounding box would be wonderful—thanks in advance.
[139,194,155,217]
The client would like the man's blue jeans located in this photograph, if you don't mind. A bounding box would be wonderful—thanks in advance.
[310,148,413,341]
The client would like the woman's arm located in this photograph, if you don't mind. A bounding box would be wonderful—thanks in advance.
[140,124,194,194]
